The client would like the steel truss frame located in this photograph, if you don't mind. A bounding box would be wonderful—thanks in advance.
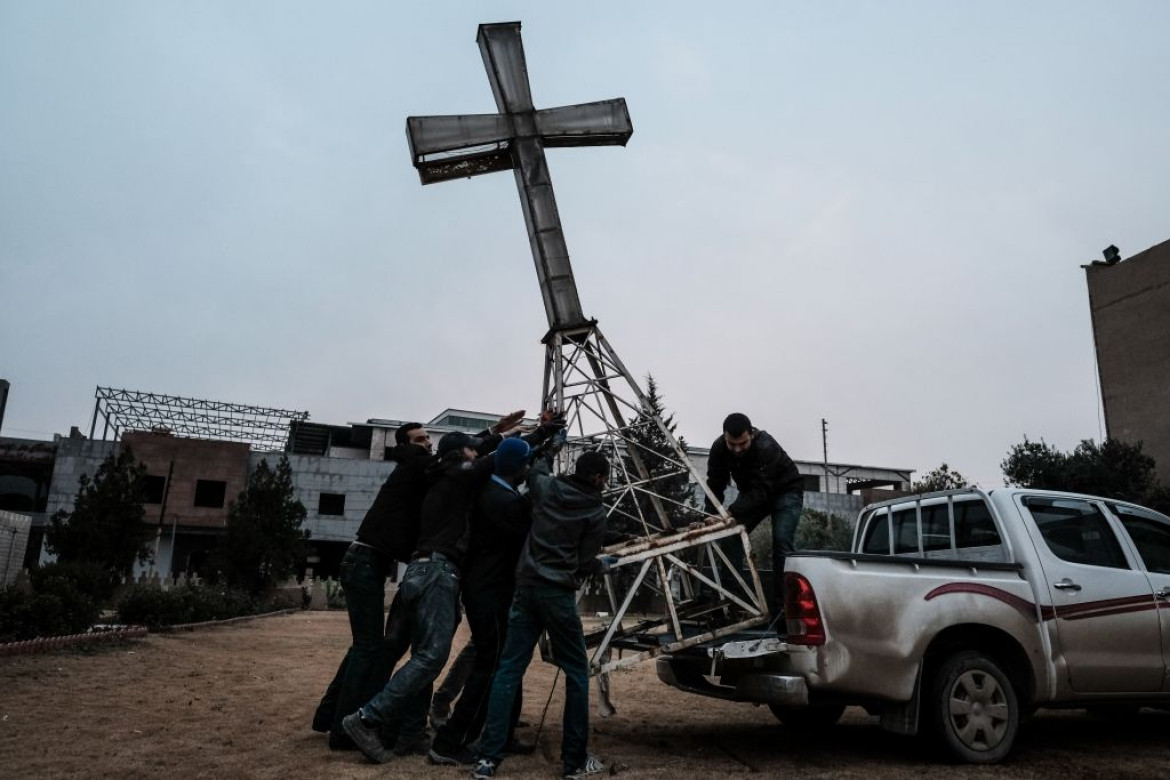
[89,386,309,453]
[542,323,768,675]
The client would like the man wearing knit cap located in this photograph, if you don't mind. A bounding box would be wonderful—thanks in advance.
[428,436,535,766]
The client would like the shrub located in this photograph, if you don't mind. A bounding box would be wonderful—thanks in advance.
[30,561,121,606]
[116,584,270,628]
[795,509,854,551]
[0,585,99,642]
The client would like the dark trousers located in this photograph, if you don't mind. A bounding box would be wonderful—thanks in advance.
[431,639,477,715]
[433,585,522,753]
[361,557,461,734]
[313,543,406,746]
[477,585,589,774]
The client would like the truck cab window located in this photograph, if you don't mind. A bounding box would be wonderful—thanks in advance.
[1110,504,1170,575]
[1024,497,1129,569]
[861,511,890,555]
[953,500,1001,550]
[892,508,919,554]
[921,504,952,552]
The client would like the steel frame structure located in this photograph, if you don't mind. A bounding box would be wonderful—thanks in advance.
[89,386,309,452]
[544,323,768,675]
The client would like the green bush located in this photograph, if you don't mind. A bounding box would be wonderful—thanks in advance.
[795,509,854,551]
[0,585,100,642]
[30,561,121,606]
[116,584,271,628]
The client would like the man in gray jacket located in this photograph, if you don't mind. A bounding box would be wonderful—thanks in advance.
[471,448,611,780]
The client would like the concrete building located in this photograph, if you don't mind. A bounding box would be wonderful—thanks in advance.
[1085,238,1170,484]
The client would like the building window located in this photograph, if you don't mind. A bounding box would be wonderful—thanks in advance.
[802,475,822,492]
[193,480,227,508]
[318,493,346,516]
[143,475,167,504]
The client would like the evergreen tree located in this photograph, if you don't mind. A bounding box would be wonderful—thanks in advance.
[209,456,309,594]
[45,446,152,577]
[912,463,970,493]
[613,375,701,535]
[1001,437,1170,515]
[1001,437,1160,504]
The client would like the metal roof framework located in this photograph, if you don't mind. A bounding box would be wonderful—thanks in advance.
[90,387,309,452]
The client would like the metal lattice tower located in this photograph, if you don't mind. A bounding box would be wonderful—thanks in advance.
[407,22,767,675]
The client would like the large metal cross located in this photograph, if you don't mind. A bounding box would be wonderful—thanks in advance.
[406,22,633,331]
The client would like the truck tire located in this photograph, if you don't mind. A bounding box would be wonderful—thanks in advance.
[768,703,846,731]
[927,650,1019,764]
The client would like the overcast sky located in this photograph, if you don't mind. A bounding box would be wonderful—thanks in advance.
[2,1,1168,486]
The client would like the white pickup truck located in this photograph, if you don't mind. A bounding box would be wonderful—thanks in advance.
[656,488,1170,763]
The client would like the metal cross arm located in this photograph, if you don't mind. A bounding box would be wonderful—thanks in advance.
[405,21,633,331]
[406,101,632,173]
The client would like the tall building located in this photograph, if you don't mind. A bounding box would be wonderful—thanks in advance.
[1085,239,1170,484]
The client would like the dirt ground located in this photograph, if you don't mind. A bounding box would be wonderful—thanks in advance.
[1,611,1168,779]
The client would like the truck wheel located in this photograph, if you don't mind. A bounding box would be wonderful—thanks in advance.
[768,703,846,731]
[928,651,1018,764]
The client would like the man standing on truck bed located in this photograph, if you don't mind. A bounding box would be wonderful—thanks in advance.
[706,412,804,618]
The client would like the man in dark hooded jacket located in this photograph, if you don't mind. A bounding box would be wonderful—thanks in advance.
[472,448,611,780]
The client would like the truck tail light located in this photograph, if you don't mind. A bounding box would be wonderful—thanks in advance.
[784,572,826,645]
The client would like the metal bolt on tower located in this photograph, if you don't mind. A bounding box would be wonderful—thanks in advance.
[406,22,768,676]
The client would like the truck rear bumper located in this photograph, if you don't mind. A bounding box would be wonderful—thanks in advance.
[656,657,809,707]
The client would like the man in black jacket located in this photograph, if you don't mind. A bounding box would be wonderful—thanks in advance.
[314,413,523,751]
[706,412,804,613]
[311,421,432,750]
[342,420,558,764]
[428,436,535,766]
[472,448,611,780]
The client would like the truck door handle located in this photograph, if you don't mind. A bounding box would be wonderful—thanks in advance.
[1053,579,1082,592]
[1157,587,1170,600]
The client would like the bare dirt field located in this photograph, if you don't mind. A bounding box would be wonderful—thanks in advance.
[1,610,1168,779]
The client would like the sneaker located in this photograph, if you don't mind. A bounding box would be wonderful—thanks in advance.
[341,711,392,764]
[428,744,478,766]
[393,733,432,757]
[502,736,536,755]
[563,754,606,779]
[471,759,498,779]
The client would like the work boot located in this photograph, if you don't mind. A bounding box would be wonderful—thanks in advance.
[341,711,392,764]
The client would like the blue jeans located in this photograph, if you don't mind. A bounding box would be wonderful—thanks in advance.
[725,491,804,611]
[360,557,461,733]
[477,585,589,774]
